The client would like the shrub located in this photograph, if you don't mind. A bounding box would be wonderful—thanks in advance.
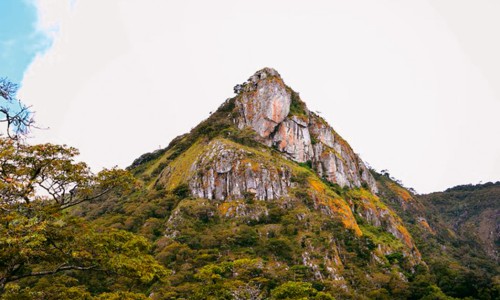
[172,183,190,198]
[271,281,317,299]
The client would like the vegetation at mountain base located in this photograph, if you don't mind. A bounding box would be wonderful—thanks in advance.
[1,71,498,299]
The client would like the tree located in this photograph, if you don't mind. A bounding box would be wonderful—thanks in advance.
[0,137,169,296]
[0,78,34,139]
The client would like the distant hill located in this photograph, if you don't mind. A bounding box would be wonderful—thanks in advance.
[375,173,499,299]
[422,182,499,262]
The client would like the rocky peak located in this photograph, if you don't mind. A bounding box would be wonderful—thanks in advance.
[139,68,421,271]
[233,68,378,193]
[233,67,282,94]
[234,68,290,138]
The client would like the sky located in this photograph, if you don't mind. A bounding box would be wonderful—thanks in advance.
[2,0,499,193]
[0,0,51,83]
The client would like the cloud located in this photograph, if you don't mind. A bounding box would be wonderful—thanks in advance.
[19,0,500,193]
[29,0,72,38]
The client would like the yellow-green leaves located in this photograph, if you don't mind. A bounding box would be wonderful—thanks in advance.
[0,137,135,209]
[0,137,168,297]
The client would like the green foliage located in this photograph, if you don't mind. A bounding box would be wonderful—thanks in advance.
[294,190,314,209]
[291,171,310,185]
[172,183,190,198]
[74,158,498,299]
[128,148,168,171]
[320,179,346,196]
[264,238,294,262]
[360,223,403,252]
[94,291,148,300]
[287,86,308,118]
[385,252,404,264]
[0,137,168,297]
[0,138,135,210]
[297,160,313,170]
[224,127,260,148]
[270,281,335,299]
[0,210,169,297]
[374,171,499,299]
[266,206,286,224]
[233,225,259,247]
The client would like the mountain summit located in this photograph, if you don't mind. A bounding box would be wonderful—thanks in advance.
[233,68,377,192]
[128,67,422,273]
[146,68,377,203]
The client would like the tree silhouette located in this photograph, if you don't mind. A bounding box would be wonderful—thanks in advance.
[0,78,34,139]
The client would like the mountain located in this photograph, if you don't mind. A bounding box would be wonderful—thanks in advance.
[419,182,499,262]
[375,174,499,299]
[77,68,498,299]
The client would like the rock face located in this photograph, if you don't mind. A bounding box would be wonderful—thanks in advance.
[235,68,291,138]
[189,140,292,201]
[309,114,378,193]
[272,116,314,163]
[234,68,378,193]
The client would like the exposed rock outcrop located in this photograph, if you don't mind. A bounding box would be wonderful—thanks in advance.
[234,68,378,193]
[272,116,314,163]
[189,140,292,201]
[235,68,291,138]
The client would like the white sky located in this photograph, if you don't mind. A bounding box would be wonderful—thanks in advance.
[19,0,500,193]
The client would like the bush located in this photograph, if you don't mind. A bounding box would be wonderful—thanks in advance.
[172,183,190,198]
[385,252,404,264]
[266,238,294,262]
[271,281,317,299]
[234,225,259,247]
[298,160,313,170]
[291,171,309,185]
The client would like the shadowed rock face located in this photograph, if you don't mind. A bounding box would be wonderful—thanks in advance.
[234,68,378,193]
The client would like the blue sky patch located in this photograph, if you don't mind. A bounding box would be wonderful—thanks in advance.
[0,0,52,85]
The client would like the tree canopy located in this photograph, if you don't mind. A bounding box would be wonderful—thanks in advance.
[0,137,169,298]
